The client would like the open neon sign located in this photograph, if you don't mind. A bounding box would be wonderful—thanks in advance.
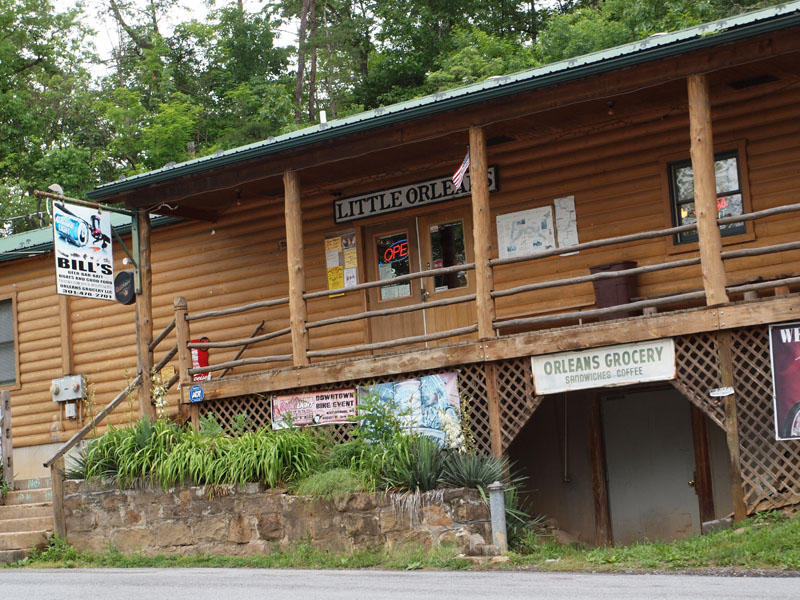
[383,239,409,263]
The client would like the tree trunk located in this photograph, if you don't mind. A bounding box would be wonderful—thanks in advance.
[308,0,317,122]
[295,0,311,123]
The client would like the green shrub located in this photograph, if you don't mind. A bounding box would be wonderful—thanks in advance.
[292,468,368,499]
[383,435,446,492]
[441,451,525,491]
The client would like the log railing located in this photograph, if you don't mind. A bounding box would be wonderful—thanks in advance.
[181,261,478,377]
[177,201,800,378]
[491,202,800,330]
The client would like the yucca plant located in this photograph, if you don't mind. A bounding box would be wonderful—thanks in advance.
[382,435,446,492]
[440,451,526,491]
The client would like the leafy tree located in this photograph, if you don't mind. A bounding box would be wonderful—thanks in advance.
[426,27,536,92]
[0,0,96,231]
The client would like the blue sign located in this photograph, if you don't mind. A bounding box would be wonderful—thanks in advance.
[189,385,204,403]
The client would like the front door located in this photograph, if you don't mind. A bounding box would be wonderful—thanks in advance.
[364,219,425,348]
[363,208,476,351]
[418,210,476,344]
[601,388,702,544]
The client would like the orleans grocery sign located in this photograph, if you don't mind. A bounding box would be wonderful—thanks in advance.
[531,339,676,395]
[333,167,498,223]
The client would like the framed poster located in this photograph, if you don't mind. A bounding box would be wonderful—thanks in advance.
[769,323,800,440]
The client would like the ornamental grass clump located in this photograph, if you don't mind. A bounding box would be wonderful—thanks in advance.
[71,415,323,490]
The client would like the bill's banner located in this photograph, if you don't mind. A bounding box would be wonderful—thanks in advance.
[769,323,800,440]
[532,339,676,395]
[53,202,114,300]
[272,389,357,428]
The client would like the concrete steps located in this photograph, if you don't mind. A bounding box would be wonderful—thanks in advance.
[0,477,54,563]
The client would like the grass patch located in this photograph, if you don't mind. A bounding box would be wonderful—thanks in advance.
[291,468,369,500]
[9,511,800,572]
[9,537,469,570]
[509,510,800,572]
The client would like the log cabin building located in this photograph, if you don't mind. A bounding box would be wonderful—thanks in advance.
[3,3,800,545]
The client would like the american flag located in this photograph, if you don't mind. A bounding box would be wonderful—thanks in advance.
[452,151,470,190]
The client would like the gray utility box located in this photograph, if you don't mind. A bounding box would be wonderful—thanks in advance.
[51,375,86,403]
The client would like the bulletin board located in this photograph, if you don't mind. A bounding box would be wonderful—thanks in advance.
[325,231,358,296]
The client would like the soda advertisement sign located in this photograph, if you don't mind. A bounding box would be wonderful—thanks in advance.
[53,202,114,300]
[532,339,676,395]
[769,322,800,440]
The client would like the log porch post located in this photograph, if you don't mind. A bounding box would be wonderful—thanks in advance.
[173,297,196,427]
[469,126,496,340]
[688,74,746,521]
[284,169,309,367]
[135,209,156,419]
[687,74,728,306]
[469,126,502,453]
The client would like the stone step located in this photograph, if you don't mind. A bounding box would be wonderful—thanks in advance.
[0,549,28,565]
[3,488,53,505]
[0,530,50,552]
[0,503,52,520]
[0,516,54,534]
[12,477,52,491]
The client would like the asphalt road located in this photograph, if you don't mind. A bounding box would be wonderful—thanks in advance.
[1,568,798,599]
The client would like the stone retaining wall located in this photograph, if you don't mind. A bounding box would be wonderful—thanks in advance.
[63,481,492,556]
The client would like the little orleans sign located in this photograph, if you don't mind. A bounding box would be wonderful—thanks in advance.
[333,167,498,223]
[531,339,676,395]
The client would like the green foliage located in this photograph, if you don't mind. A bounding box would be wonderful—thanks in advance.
[351,387,409,446]
[0,464,8,497]
[441,451,523,491]
[382,435,446,492]
[75,416,322,490]
[426,28,536,91]
[291,467,367,499]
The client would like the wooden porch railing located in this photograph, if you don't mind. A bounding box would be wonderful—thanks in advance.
[490,202,800,330]
[180,200,800,382]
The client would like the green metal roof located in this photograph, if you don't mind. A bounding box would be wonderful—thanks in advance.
[88,1,800,200]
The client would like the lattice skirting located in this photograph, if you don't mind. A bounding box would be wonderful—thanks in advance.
[204,326,800,514]
[201,358,536,456]
[672,326,800,513]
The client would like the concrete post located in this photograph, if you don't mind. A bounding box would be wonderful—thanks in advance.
[488,480,508,552]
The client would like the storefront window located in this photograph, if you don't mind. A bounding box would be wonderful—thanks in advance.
[669,150,745,244]
[429,220,467,291]
[376,232,411,301]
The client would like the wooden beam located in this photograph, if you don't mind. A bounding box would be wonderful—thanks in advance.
[716,330,748,521]
[173,297,194,426]
[484,362,503,457]
[690,404,716,524]
[588,394,613,546]
[58,295,73,376]
[135,209,156,419]
[195,294,800,401]
[687,74,728,307]
[50,455,66,538]
[1,390,12,488]
[469,126,496,340]
[284,169,309,367]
